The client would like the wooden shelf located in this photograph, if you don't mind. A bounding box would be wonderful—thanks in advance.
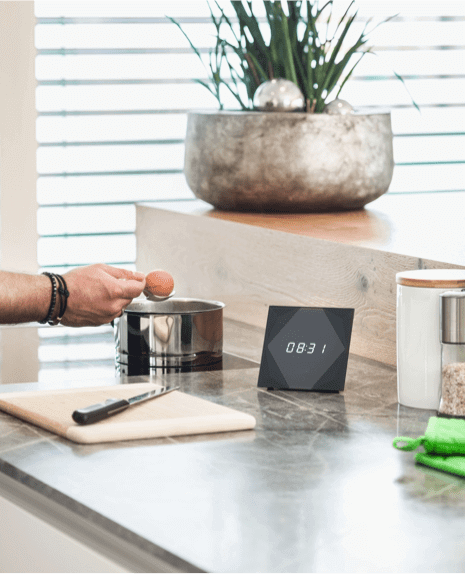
[144,191,465,267]
[136,192,465,367]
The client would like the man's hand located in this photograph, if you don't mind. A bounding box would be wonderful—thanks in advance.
[60,264,146,327]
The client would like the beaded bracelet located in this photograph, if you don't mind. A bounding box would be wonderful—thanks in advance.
[39,272,58,325]
[54,273,69,322]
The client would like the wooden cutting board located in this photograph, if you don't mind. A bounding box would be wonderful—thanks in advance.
[0,383,256,444]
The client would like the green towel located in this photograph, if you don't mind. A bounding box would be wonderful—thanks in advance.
[393,416,465,478]
[415,453,465,478]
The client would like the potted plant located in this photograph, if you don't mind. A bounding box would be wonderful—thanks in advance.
[169,1,415,212]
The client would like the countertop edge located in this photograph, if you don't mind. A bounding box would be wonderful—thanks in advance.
[0,461,203,573]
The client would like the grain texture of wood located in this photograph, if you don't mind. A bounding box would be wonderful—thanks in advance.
[136,205,465,367]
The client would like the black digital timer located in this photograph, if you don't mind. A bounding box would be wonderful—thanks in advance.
[257,306,354,392]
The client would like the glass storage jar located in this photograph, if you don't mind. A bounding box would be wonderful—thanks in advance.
[396,270,465,409]
[438,290,465,417]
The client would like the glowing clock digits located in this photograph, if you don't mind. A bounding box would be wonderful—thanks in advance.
[284,342,331,354]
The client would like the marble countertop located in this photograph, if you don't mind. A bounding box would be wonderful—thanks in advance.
[1,320,465,572]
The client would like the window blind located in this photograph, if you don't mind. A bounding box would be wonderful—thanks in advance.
[32,0,464,381]
[35,0,465,274]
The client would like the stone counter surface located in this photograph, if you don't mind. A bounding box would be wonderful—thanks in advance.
[1,320,465,572]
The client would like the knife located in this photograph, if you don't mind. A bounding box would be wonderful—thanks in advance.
[72,385,179,425]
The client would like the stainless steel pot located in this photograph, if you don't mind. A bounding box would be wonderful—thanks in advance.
[114,298,225,375]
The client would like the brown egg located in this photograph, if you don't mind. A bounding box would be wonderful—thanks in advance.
[144,269,174,297]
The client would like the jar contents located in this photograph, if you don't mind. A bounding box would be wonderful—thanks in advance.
[439,362,465,416]
[438,290,465,417]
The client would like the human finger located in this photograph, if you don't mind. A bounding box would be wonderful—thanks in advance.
[117,278,146,300]
[101,265,145,282]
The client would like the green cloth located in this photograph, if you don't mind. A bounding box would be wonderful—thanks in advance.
[415,453,465,478]
[393,416,465,478]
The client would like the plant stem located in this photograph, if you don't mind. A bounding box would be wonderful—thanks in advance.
[268,61,274,80]
[245,53,260,87]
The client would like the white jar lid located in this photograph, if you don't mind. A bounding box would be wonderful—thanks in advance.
[396,269,465,288]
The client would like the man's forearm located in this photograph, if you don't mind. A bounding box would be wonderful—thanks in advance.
[0,264,146,327]
[0,271,58,324]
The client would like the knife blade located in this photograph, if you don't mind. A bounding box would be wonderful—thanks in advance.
[72,385,179,425]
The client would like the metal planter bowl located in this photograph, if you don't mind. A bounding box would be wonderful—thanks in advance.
[184,109,394,212]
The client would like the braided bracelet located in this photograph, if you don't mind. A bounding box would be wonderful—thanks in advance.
[54,273,69,322]
[39,272,58,325]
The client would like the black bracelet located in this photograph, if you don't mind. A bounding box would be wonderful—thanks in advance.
[39,272,58,325]
[54,273,69,322]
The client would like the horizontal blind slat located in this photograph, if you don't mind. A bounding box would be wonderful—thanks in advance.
[36,79,465,111]
[393,135,465,163]
[35,15,465,23]
[389,163,465,193]
[35,51,465,81]
[34,0,463,18]
[37,137,465,170]
[38,139,185,146]
[36,162,465,200]
[38,109,195,115]
[38,234,136,266]
[35,45,465,55]
[37,173,194,205]
[35,83,232,112]
[37,143,185,173]
[36,113,188,142]
[34,20,465,50]
[38,204,136,235]
[36,107,465,144]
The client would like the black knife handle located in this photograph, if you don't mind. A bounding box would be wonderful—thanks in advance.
[72,398,130,425]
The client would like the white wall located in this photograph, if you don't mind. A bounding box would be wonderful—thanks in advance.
[0,1,38,273]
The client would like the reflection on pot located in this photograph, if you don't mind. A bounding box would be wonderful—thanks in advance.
[114,298,225,374]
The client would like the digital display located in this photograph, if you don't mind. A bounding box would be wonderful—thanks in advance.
[284,342,325,354]
[257,306,354,391]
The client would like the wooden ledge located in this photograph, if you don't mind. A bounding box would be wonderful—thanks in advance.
[136,192,465,367]
[143,191,465,267]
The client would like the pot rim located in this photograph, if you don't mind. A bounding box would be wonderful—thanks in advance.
[124,297,225,315]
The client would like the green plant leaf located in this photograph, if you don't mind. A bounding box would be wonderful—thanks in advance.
[300,1,314,48]
[292,39,308,100]
[326,0,355,45]
[392,69,420,112]
[276,4,299,84]
[369,52,421,113]
[166,16,210,76]
[223,60,249,109]
[231,1,268,55]
[323,36,368,97]
[214,1,240,44]
[169,0,416,114]
[323,11,358,90]
[263,2,280,74]
[335,53,365,98]
[316,0,333,19]
[245,49,268,82]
